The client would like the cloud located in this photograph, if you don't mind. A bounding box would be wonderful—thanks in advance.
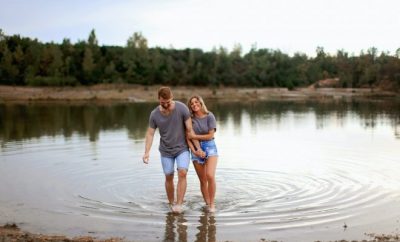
[1,0,399,55]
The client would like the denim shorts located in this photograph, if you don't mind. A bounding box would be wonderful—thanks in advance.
[161,150,190,175]
[191,139,218,164]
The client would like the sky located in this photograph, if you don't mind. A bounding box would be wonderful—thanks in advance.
[1,0,399,56]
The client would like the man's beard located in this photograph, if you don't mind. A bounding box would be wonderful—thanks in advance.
[161,103,170,109]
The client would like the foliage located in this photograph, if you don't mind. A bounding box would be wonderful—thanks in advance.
[0,28,399,89]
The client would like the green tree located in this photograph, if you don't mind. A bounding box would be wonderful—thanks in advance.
[88,29,98,47]
[0,46,19,84]
[82,47,95,83]
[124,32,150,84]
[104,61,117,82]
[127,32,148,50]
[0,29,5,41]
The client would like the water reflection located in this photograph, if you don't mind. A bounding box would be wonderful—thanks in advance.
[395,124,400,139]
[164,213,188,242]
[0,103,155,143]
[1,100,400,144]
[209,100,400,132]
[1,99,400,242]
[195,212,216,242]
[163,212,216,242]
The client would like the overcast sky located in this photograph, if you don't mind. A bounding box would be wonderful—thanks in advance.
[1,0,399,56]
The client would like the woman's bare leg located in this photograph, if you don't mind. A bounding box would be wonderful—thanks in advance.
[206,156,218,211]
[193,161,210,205]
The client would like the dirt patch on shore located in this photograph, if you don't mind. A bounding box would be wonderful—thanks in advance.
[0,84,398,103]
[0,223,122,242]
[1,223,400,242]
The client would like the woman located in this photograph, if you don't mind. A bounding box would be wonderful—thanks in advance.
[186,95,218,213]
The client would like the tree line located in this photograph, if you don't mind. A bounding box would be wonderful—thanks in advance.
[1,29,400,90]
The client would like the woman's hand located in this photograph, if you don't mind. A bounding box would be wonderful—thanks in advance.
[194,149,206,158]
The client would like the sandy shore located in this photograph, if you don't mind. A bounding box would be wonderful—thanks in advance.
[0,84,398,103]
[0,223,122,242]
[1,223,399,242]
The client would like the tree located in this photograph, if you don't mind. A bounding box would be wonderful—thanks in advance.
[48,44,63,77]
[13,45,25,84]
[316,46,326,58]
[230,43,242,58]
[125,32,150,84]
[127,32,148,50]
[88,29,98,47]
[0,46,19,84]
[1,29,400,89]
[82,47,95,81]
[0,29,5,41]
[104,61,117,82]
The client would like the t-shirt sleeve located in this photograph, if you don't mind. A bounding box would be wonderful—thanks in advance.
[149,111,157,129]
[208,112,217,131]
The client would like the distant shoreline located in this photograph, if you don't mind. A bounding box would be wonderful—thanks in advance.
[0,84,399,103]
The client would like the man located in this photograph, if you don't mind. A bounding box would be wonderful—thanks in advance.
[143,87,200,213]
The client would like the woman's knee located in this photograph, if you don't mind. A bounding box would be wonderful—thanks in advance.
[206,172,215,182]
[199,176,208,186]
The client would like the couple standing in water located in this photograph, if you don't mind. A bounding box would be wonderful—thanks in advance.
[143,86,218,213]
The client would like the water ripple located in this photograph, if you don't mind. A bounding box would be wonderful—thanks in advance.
[1,130,400,241]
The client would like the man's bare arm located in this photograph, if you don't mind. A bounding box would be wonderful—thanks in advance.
[143,127,156,163]
[185,118,205,158]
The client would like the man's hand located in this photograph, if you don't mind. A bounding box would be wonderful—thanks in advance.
[143,127,155,164]
[143,153,150,164]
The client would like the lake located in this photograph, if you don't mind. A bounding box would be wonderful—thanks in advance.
[1,99,400,242]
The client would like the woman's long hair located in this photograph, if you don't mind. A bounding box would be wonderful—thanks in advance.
[187,95,209,116]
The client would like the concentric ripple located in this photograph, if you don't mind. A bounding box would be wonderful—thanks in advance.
[1,124,400,241]
[211,169,391,230]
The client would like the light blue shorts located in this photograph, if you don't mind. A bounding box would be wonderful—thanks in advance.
[161,150,190,175]
[191,139,218,165]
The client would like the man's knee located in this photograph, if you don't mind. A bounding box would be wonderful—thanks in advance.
[177,169,187,178]
[165,174,174,182]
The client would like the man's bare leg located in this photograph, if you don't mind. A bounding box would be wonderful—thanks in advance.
[174,169,187,213]
[165,174,175,205]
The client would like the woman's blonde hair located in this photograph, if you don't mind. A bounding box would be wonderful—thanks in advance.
[187,95,209,116]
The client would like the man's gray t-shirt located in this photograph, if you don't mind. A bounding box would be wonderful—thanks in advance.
[192,112,217,136]
[149,101,190,157]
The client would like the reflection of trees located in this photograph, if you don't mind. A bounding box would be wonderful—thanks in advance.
[208,100,400,138]
[0,103,154,143]
[394,117,400,139]
[1,100,400,143]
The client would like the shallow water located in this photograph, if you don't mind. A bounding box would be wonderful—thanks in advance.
[1,100,400,242]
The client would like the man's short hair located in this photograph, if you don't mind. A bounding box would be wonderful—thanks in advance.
[158,87,173,99]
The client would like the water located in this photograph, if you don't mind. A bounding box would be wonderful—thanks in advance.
[1,100,400,241]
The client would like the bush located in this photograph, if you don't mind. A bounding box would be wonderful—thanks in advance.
[27,76,79,86]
